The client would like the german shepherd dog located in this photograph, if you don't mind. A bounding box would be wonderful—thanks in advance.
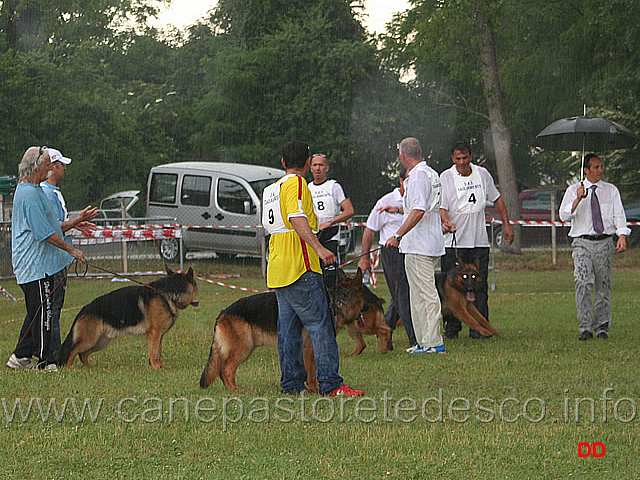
[346,286,391,356]
[435,260,499,337]
[57,268,198,369]
[200,268,388,392]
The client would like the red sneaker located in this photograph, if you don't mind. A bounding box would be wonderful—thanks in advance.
[327,385,364,397]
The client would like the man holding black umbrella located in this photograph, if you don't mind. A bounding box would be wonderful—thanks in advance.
[559,154,630,340]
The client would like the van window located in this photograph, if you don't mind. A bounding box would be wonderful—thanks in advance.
[149,173,178,204]
[250,179,277,197]
[182,175,212,206]
[218,179,254,215]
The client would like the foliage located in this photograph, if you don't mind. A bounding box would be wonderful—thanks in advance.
[382,0,640,198]
[1,0,639,214]
[195,0,445,211]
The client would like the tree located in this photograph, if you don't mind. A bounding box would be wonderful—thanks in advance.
[191,0,450,211]
[382,0,522,251]
[0,0,183,207]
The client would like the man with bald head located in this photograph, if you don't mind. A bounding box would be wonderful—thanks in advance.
[308,153,354,264]
[385,137,449,354]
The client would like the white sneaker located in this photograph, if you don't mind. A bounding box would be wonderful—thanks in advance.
[405,344,420,353]
[44,363,58,372]
[6,354,35,370]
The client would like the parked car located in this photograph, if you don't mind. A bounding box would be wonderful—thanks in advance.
[146,162,285,261]
[485,188,568,248]
[97,190,142,219]
[624,203,640,248]
[69,190,141,223]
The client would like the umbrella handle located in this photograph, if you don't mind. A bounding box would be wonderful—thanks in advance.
[580,135,585,182]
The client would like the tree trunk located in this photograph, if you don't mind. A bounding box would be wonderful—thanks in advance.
[476,10,521,253]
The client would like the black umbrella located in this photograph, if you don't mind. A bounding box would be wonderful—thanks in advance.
[536,116,638,180]
[536,116,638,151]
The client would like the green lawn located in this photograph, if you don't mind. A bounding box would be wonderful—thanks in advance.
[1,257,639,478]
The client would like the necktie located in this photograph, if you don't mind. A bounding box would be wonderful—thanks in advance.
[590,185,604,234]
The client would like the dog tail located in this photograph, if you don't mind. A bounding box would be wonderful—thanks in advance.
[56,314,80,366]
[200,324,223,388]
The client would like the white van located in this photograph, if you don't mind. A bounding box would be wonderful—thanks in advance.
[146,162,284,261]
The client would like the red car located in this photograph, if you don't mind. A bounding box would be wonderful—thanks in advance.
[485,188,569,248]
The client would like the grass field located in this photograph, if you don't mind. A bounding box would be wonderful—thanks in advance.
[1,252,639,478]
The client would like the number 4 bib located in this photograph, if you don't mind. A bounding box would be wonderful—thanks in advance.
[453,168,485,214]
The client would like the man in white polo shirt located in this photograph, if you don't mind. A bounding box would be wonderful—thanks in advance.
[385,137,450,354]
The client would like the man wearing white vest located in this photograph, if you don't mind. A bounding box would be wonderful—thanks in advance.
[308,154,354,262]
[385,137,448,354]
[439,141,513,339]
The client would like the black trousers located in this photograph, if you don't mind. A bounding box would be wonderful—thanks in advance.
[380,246,416,346]
[441,247,490,335]
[13,269,66,365]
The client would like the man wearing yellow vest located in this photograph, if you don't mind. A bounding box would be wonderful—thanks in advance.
[262,141,363,396]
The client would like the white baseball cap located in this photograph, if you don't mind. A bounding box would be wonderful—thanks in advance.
[48,148,72,165]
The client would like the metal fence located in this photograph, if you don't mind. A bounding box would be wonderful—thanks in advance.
[1,217,635,280]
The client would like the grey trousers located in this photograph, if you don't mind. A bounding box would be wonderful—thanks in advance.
[571,237,614,334]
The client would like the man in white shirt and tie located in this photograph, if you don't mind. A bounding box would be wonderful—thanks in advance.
[559,154,630,340]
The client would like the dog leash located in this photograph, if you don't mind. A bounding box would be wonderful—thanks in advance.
[450,232,461,265]
[339,246,382,268]
[78,261,158,291]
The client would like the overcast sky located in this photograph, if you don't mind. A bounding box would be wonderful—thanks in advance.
[152,0,410,34]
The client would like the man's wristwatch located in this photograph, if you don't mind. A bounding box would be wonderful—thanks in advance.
[393,234,403,242]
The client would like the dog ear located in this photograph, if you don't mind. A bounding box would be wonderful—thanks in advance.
[166,268,174,276]
[353,267,363,284]
[337,268,347,281]
[186,267,194,279]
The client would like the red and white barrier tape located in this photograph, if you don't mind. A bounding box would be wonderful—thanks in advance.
[488,218,640,227]
[0,285,17,302]
[195,275,268,294]
[369,250,380,287]
[67,220,640,243]
[72,227,181,240]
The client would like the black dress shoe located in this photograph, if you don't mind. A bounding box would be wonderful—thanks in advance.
[579,331,593,341]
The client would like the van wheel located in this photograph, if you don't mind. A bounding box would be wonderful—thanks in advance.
[159,238,183,262]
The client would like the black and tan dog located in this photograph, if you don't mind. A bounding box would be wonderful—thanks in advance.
[57,268,198,369]
[435,260,499,337]
[200,268,389,392]
[346,286,391,356]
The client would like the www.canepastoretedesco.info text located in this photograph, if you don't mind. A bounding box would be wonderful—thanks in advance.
[2,388,637,430]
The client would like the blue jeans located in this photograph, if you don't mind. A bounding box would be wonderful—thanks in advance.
[275,271,343,395]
